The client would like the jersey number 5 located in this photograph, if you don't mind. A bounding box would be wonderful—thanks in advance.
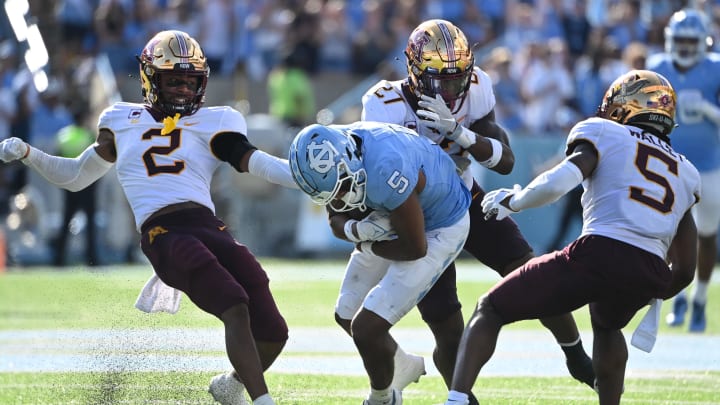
[142,128,185,176]
[630,143,677,213]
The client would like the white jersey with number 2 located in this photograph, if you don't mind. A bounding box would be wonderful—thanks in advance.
[98,102,247,230]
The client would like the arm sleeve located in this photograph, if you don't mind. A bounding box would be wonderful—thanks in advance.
[248,150,299,189]
[23,145,113,192]
[509,158,584,212]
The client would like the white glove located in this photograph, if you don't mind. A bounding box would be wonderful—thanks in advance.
[417,94,476,148]
[0,137,29,163]
[417,94,461,136]
[345,210,396,242]
[481,184,522,221]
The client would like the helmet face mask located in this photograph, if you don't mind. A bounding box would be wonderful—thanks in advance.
[597,70,677,138]
[138,30,209,116]
[405,19,474,111]
[665,9,710,69]
[289,124,367,212]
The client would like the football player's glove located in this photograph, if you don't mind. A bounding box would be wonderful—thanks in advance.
[417,94,461,136]
[345,210,396,242]
[0,137,29,163]
[417,94,476,148]
[481,184,521,221]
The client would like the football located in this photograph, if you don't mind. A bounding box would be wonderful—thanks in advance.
[346,207,373,220]
[327,202,372,220]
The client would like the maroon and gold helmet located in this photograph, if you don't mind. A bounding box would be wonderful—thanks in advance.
[138,30,209,116]
[404,19,474,111]
[597,70,677,137]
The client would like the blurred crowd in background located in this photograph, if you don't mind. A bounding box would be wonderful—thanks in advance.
[0,0,718,266]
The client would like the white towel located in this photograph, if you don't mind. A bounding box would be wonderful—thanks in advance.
[134,273,182,314]
[631,298,662,353]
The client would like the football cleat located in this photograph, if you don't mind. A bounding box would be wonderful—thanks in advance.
[391,352,426,391]
[209,371,250,405]
[689,301,706,333]
[666,294,688,327]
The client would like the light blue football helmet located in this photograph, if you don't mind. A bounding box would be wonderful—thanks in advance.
[665,8,712,68]
[289,124,367,212]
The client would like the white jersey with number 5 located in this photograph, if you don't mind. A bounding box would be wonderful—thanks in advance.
[361,66,495,187]
[98,102,247,230]
[567,117,700,258]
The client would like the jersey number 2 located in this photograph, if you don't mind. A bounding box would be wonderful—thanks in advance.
[142,128,185,176]
[630,143,677,213]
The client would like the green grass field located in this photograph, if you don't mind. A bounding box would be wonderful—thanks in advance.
[1,259,718,404]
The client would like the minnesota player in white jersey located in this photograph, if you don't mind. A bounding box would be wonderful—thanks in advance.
[357,19,593,403]
[647,8,720,333]
[441,70,700,405]
[0,30,297,405]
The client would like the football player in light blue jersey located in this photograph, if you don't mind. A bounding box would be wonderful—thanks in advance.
[289,121,471,405]
[647,8,720,333]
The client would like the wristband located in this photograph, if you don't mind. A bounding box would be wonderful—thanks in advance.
[360,241,374,255]
[344,219,361,243]
[478,137,502,169]
[454,126,477,149]
[21,143,31,160]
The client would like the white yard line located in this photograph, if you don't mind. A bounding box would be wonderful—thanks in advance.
[1,327,717,377]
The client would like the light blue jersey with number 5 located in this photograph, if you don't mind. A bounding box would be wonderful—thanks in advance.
[335,121,471,230]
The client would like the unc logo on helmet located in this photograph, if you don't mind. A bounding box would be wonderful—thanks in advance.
[289,124,367,212]
[307,141,339,174]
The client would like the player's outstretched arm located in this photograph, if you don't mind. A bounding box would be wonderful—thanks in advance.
[0,133,113,191]
[482,142,596,220]
[211,131,298,189]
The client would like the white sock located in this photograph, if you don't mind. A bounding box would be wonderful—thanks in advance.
[368,386,393,404]
[447,390,470,404]
[253,393,275,405]
[693,281,709,305]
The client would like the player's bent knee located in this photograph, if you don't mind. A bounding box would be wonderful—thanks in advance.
[335,312,352,333]
[220,302,251,324]
[351,309,391,343]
